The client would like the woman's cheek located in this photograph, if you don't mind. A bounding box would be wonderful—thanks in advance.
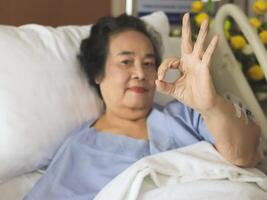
[149,70,157,83]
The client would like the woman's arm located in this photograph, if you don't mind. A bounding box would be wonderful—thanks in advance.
[156,13,261,167]
[200,95,261,167]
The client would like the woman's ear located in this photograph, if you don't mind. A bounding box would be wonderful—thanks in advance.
[94,76,102,84]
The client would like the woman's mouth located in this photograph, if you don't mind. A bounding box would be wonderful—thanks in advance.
[129,87,147,93]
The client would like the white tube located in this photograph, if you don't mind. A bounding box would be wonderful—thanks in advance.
[126,0,134,15]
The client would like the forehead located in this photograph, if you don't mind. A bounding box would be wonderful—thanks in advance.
[108,30,154,55]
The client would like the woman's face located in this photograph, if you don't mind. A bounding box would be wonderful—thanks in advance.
[97,30,157,116]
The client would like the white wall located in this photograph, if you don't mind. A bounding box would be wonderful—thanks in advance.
[112,0,126,16]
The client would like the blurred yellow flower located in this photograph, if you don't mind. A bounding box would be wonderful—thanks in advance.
[249,17,262,29]
[230,35,247,49]
[247,64,265,81]
[194,12,209,27]
[259,30,267,44]
[253,0,267,15]
[192,1,204,13]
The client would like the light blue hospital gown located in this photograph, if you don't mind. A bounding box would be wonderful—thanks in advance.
[23,101,214,200]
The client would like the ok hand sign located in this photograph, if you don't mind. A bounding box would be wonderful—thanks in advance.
[156,13,219,113]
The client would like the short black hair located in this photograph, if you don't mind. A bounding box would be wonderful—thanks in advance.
[78,14,162,99]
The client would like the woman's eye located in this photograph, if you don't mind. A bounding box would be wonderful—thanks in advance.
[121,60,133,65]
[144,62,155,67]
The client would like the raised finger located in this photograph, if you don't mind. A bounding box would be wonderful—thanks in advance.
[157,58,180,81]
[181,13,193,56]
[192,19,209,58]
[202,35,219,67]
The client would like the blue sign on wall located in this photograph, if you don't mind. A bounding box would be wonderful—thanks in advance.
[137,0,194,25]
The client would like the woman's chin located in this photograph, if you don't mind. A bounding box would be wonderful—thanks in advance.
[125,100,152,110]
[124,92,154,110]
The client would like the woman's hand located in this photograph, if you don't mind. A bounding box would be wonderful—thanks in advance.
[156,13,219,113]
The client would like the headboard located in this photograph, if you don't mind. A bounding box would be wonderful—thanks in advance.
[0,0,111,26]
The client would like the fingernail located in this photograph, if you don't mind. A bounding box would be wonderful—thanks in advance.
[186,13,190,21]
[155,79,161,86]
[158,74,163,80]
[183,13,189,22]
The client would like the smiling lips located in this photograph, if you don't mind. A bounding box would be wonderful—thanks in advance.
[129,86,147,93]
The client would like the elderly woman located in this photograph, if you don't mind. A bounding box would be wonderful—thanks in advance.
[24,13,261,200]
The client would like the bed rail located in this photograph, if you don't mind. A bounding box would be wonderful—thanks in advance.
[210,3,267,146]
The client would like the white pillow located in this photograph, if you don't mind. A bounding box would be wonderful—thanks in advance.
[0,11,171,183]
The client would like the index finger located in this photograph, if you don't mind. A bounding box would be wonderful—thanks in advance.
[157,58,180,81]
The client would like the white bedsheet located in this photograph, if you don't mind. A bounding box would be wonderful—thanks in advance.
[94,142,267,200]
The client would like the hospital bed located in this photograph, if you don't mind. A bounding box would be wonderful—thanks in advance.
[0,3,266,200]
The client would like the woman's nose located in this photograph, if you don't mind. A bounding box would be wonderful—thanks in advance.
[132,64,145,80]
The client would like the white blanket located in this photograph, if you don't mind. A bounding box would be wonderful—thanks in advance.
[94,142,267,200]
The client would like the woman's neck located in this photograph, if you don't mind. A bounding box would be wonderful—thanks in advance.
[94,108,150,140]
